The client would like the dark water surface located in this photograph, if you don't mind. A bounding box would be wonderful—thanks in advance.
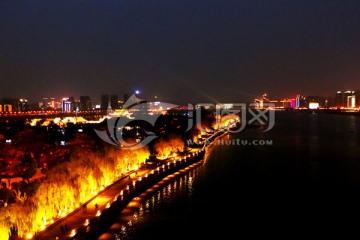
[100,111,360,239]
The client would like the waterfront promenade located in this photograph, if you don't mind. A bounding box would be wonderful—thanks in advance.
[32,168,148,240]
[30,130,227,240]
[31,149,205,240]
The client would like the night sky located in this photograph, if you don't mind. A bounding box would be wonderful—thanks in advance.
[1,0,360,105]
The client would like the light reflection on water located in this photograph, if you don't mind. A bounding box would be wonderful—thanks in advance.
[97,112,360,239]
[99,164,202,240]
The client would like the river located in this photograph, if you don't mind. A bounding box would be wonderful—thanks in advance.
[98,111,360,239]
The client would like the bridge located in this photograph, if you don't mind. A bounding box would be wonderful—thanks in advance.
[0,110,108,120]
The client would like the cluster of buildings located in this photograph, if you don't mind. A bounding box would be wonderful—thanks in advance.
[0,96,95,113]
[1,89,360,113]
[0,98,29,112]
[0,93,132,113]
[254,90,360,110]
[0,90,168,114]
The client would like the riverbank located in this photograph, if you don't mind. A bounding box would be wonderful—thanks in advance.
[28,129,228,240]
[72,150,205,240]
[27,149,204,240]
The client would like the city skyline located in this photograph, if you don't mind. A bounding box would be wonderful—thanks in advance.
[1,1,360,105]
[1,87,360,109]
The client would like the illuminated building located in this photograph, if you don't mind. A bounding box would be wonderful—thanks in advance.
[290,99,296,108]
[41,97,56,110]
[254,93,294,109]
[62,98,73,112]
[296,95,300,108]
[4,104,12,112]
[304,96,326,108]
[254,93,270,109]
[0,98,29,112]
[18,98,29,112]
[347,95,356,108]
[336,90,356,108]
[295,95,307,108]
[309,102,319,109]
[0,104,12,112]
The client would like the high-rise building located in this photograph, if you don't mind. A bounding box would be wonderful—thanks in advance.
[110,94,119,110]
[17,98,28,112]
[100,94,109,110]
[336,91,356,108]
[355,90,360,107]
[79,96,92,111]
[62,98,73,112]
[41,98,48,109]
[347,95,356,108]
[41,97,56,110]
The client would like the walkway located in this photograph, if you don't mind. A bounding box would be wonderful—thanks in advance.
[33,148,207,240]
[31,130,229,240]
[33,168,148,240]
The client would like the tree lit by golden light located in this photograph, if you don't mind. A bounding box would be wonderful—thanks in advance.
[0,145,150,239]
[154,135,185,159]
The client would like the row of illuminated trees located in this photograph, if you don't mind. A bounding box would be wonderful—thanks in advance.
[0,134,185,240]
[0,107,218,239]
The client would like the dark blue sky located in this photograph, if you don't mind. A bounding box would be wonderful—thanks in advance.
[1,0,360,105]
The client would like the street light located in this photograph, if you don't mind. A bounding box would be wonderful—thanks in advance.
[75,107,79,132]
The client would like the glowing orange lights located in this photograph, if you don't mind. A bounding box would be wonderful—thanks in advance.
[0,146,151,240]
[153,136,184,159]
[96,210,101,217]
[0,128,211,240]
